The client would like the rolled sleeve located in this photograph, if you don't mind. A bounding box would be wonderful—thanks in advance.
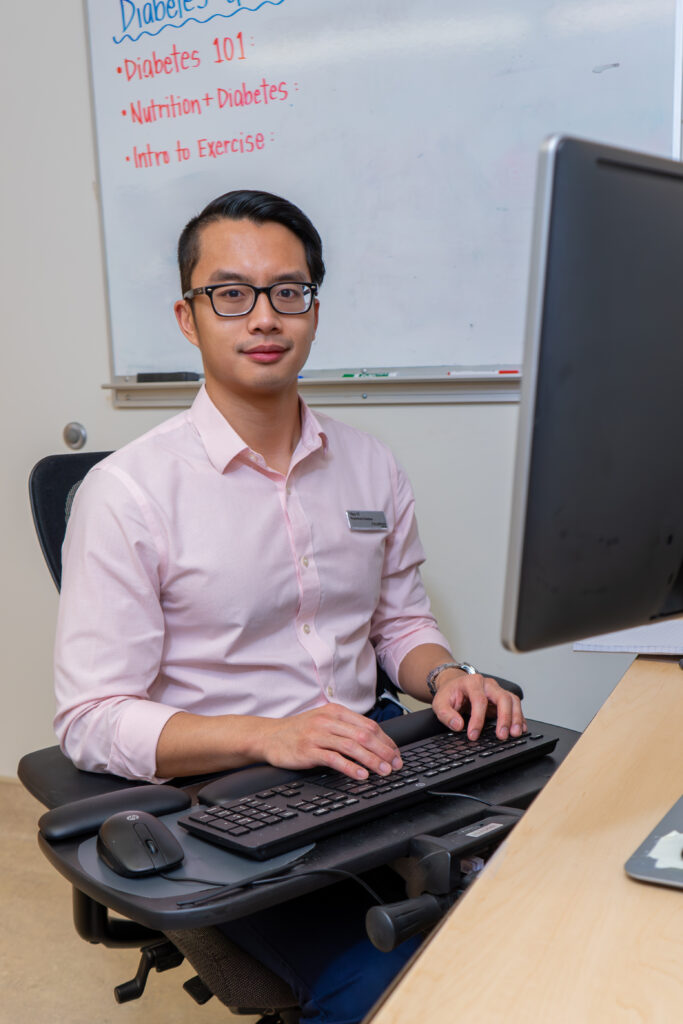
[371,459,451,685]
[54,465,183,782]
[109,700,180,782]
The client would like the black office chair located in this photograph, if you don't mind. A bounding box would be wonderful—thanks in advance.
[19,451,524,1018]
[19,451,300,1022]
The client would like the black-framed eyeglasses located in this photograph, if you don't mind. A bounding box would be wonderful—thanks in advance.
[183,281,317,317]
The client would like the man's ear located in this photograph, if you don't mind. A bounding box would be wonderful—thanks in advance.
[174,299,200,350]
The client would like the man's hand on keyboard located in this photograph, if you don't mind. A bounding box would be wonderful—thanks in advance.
[431,670,527,743]
[260,704,404,782]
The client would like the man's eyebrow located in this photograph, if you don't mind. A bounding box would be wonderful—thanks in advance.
[206,270,241,282]
[205,269,310,284]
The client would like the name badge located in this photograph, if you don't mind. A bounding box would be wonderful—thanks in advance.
[346,510,388,531]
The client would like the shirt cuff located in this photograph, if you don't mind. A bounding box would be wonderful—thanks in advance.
[379,626,453,688]
[108,699,181,783]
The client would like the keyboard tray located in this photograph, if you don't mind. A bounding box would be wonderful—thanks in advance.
[178,721,559,860]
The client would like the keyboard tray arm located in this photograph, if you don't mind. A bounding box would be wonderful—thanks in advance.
[368,807,523,950]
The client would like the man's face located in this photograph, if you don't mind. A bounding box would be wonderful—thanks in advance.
[174,217,319,406]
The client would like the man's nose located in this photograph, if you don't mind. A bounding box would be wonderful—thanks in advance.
[247,291,280,329]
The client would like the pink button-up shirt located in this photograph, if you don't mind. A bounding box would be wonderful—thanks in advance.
[54,386,450,781]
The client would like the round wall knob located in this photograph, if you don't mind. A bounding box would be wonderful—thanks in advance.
[63,422,87,450]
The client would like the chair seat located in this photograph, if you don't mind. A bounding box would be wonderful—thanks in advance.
[165,927,298,1013]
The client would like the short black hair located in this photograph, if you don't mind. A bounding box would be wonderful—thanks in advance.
[177,189,325,294]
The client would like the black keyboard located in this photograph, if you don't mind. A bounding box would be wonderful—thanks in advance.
[178,722,559,860]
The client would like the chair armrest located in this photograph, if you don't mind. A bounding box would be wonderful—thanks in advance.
[18,746,143,810]
[18,745,226,812]
[492,675,524,700]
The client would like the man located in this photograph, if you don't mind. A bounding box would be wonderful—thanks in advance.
[54,190,526,1022]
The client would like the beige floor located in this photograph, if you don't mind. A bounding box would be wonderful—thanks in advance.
[0,779,262,1024]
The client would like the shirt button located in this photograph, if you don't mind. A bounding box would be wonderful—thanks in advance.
[303,624,311,635]
[301,556,309,568]
[327,686,334,697]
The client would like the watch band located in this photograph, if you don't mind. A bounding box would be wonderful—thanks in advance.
[426,661,477,698]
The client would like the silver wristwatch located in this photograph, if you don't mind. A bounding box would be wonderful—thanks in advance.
[426,661,477,698]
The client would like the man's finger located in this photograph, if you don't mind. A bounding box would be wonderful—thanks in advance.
[310,707,403,776]
[486,688,513,740]
[462,685,488,739]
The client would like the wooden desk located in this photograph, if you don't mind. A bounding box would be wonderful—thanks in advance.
[370,657,683,1023]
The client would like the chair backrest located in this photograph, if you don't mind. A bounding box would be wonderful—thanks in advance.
[29,452,112,590]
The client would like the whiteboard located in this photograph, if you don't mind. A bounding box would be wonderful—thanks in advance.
[85,0,680,379]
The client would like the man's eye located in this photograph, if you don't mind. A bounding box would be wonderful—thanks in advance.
[275,285,303,301]
[216,286,249,300]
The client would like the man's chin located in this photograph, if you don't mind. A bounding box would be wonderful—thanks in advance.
[236,366,303,397]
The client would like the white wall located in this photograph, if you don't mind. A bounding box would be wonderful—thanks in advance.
[0,2,632,780]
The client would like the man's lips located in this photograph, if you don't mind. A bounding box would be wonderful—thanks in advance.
[243,345,288,364]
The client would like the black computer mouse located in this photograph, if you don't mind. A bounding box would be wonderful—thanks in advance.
[97,809,185,877]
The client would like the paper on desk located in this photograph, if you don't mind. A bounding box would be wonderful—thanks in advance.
[647,831,683,871]
[573,617,683,654]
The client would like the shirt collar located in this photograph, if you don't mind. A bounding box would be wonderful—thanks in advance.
[299,399,329,456]
[189,384,328,473]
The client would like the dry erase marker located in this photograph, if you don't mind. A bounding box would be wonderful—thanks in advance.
[342,371,394,378]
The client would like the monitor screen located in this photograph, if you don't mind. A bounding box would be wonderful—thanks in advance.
[502,135,683,653]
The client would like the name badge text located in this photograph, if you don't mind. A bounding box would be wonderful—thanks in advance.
[346,510,388,531]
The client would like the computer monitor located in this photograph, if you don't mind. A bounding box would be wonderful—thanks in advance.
[502,135,683,653]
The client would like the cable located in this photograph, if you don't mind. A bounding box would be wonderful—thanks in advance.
[156,844,312,891]
[425,790,524,817]
[426,790,497,805]
[160,865,387,910]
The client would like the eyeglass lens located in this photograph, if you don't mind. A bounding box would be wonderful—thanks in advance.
[212,283,312,316]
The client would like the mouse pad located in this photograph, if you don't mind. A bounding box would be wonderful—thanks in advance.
[78,808,314,899]
[624,794,683,890]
